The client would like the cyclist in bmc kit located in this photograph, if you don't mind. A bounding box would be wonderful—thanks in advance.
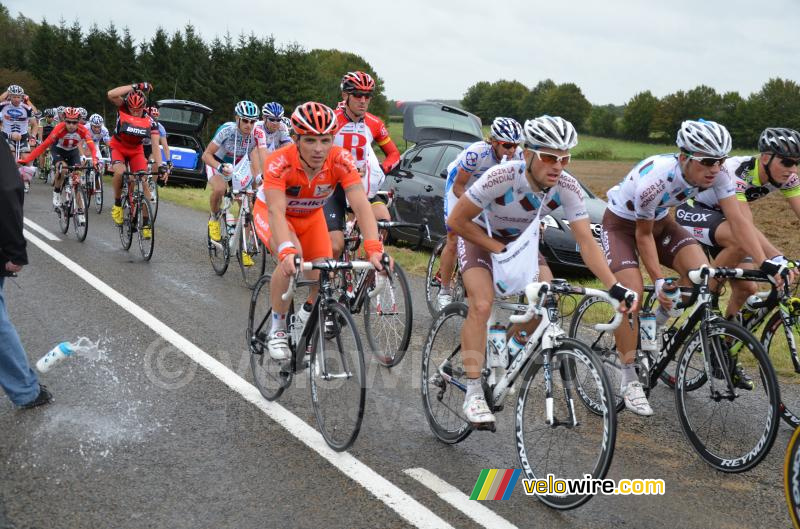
[437,117,525,310]
[253,102,389,360]
[256,102,293,154]
[675,127,800,319]
[603,120,786,414]
[447,116,636,425]
[325,71,401,259]
[201,101,265,254]
[107,83,167,234]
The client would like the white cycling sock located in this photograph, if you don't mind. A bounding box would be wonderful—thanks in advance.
[270,312,287,334]
[465,378,483,400]
[620,362,638,388]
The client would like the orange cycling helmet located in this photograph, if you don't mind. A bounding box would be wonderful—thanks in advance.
[63,107,80,120]
[126,90,147,110]
[341,71,375,93]
[291,102,337,135]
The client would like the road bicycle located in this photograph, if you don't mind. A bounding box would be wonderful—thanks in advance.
[82,157,104,214]
[248,255,388,451]
[569,266,781,473]
[207,186,266,289]
[334,217,425,367]
[784,424,800,529]
[424,235,466,317]
[119,171,156,261]
[56,164,89,242]
[422,279,631,509]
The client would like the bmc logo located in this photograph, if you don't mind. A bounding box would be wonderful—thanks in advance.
[676,209,710,223]
[126,126,148,135]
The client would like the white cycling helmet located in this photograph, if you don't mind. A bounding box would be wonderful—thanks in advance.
[676,119,732,157]
[77,107,88,120]
[89,113,104,126]
[7,84,24,96]
[489,117,523,143]
[523,115,578,150]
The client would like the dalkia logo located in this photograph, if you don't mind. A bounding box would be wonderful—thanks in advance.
[469,469,521,500]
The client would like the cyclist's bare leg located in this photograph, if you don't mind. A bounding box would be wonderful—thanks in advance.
[112,161,125,201]
[371,201,391,241]
[267,232,320,313]
[209,173,227,216]
[330,230,345,259]
[461,267,496,379]
[612,267,644,365]
[726,262,759,318]
[439,231,459,292]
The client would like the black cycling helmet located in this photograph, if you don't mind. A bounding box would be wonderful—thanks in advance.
[758,127,800,158]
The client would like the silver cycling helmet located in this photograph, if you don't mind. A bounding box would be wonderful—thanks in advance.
[7,84,24,96]
[490,117,523,143]
[89,113,104,126]
[758,127,800,158]
[676,119,732,157]
[523,115,578,150]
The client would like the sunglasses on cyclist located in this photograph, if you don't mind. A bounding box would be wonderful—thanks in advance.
[65,120,79,125]
[689,155,727,167]
[532,150,570,165]
[498,142,518,150]
[239,118,258,125]
[349,91,372,100]
[265,118,281,123]
[777,156,800,168]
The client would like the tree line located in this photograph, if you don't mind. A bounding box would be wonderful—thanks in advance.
[0,5,389,140]
[461,78,800,149]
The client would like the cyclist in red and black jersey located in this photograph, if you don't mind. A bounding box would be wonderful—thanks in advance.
[106,83,166,227]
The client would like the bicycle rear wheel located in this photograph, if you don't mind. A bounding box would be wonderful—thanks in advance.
[208,218,230,276]
[675,319,780,472]
[424,236,464,316]
[120,197,133,250]
[516,338,616,510]
[249,275,292,401]
[364,263,413,367]
[137,198,155,261]
[73,186,89,242]
[761,309,800,428]
[309,301,366,451]
[420,302,472,444]
[237,220,266,290]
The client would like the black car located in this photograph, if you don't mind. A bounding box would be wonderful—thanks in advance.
[383,101,605,273]
[156,99,213,187]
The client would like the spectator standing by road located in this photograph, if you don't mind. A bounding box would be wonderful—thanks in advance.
[0,143,52,408]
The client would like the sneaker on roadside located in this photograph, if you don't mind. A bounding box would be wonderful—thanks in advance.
[267,330,291,361]
[20,385,53,409]
[622,381,653,416]
[437,292,452,311]
[463,393,495,424]
[111,205,123,225]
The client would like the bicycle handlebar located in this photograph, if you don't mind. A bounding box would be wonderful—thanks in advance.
[509,281,632,332]
[280,255,390,301]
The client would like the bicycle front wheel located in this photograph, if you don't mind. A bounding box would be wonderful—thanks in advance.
[94,170,104,214]
[148,176,159,223]
[237,220,266,290]
[208,221,230,276]
[785,425,800,529]
[761,309,800,428]
[364,263,413,368]
[309,301,365,451]
[516,338,617,510]
[120,198,133,250]
[248,274,292,401]
[420,302,472,444]
[675,319,780,472]
[58,186,71,234]
[73,186,89,242]
[135,198,155,261]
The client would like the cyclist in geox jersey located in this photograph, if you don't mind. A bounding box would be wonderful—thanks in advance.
[1,85,38,156]
[325,71,401,259]
[201,101,265,244]
[107,82,167,232]
[447,116,636,426]
[603,120,786,412]
[436,117,524,310]
[676,127,800,320]
[253,102,390,360]
[256,102,293,153]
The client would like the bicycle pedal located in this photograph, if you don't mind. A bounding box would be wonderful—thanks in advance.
[473,422,497,432]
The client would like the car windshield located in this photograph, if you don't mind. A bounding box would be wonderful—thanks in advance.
[409,105,483,139]
[159,106,205,128]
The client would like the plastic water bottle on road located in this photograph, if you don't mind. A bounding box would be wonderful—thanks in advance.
[36,337,99,373]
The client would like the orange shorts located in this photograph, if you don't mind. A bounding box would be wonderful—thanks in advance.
[253,199,333,261]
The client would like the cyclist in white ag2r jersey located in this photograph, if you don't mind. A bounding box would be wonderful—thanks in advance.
[437,117,525,310]
[447,115,637,426]
[602,119,787,415]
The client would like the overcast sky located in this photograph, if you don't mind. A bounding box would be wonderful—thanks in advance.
[7,0,799,105]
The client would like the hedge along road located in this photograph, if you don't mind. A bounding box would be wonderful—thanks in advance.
[0,181,796,529]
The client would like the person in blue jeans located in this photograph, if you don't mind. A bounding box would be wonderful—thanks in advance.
[0,140,52,408]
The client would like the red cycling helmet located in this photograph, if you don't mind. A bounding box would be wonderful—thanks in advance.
[149,106,160,118]
[291,102,337,135]
[126,90,147,110]
[63,107,80,120]
[340,71,375,93]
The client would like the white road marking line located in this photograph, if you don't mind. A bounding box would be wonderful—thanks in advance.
[404,468,519,529]
[22,229,454,529]
[23,217,61,241]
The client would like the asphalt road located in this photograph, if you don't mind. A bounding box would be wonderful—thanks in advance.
[1,181,796,529]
